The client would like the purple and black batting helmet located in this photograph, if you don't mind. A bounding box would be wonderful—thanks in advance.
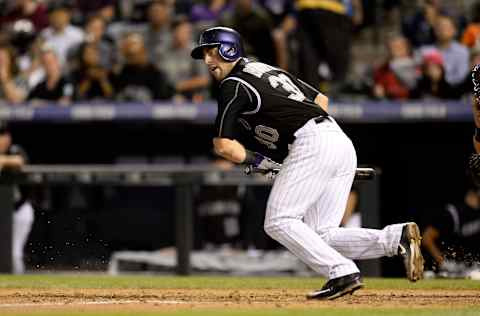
[190,26,244,62]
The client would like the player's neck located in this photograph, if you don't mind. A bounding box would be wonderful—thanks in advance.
[225,58,241,77]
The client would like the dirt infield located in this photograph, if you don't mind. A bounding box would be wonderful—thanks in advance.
[0,288,479,312]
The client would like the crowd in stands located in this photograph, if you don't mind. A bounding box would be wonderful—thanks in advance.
[0,0,479,106]
[371,1,477,100]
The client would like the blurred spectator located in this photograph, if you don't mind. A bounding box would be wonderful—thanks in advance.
[190,0,231,30]
[411,49,462,99]
[81,15,115,69]
[259,0,295,27]
[117,0,160,23]
[219,0,276,65]
[0,121,34,274]
[115,32,174,102]
[294,0,362,88]
[27,45,73,105]
[8,19,38,63]
[0,0,49,32]
[157,16,210,102]
[402,0,441,48]
[372,35,418,100]
[40,2,84,70]
[17,38,47,93]
[259,0,296,70]
[422,187,480,275]
[0,44,30,103]
[3,19,45,90]
[74,0,117,25]
[72,44,114,101]
[174,0,194,16]
[419,15,470,86]
[461,2,480,50]
[141,0,173,63]
[350,0,364,27]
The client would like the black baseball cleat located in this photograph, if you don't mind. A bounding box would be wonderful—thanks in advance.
[398,222,424,282]
[306,272,364,300]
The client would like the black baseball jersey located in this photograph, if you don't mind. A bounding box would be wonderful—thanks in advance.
[216,58,328,162]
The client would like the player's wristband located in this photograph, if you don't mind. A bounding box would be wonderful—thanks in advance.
[244,150,261,164]
[475,127,480,142]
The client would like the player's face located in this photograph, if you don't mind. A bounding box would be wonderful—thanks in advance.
[202,46,232,81]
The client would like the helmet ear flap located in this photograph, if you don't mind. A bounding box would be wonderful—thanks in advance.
[219,43,239,62]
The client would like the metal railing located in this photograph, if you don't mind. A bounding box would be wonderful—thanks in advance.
[0,165,379,275]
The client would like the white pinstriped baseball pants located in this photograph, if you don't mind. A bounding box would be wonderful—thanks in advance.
[264,118,405,279]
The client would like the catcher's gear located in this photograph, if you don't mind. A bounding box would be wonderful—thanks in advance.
[468,153,480,185]
[472,64,480,101]
[190,27,244,61]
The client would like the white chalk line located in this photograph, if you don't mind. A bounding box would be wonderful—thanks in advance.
[0,300,185,308]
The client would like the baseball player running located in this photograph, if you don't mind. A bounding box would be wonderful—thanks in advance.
[191,27,424,300]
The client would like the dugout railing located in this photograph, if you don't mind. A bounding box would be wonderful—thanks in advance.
[0,164,380,276]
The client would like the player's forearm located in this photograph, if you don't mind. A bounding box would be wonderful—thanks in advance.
[422,226,444,264]
[213,137,247,164]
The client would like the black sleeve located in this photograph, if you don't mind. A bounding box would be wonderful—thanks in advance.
[432,204,456,236]
[216,80,252,139]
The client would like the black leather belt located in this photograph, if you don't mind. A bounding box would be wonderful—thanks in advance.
[314,116,331,124]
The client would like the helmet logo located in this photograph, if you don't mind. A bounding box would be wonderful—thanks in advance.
[225,46,236,56]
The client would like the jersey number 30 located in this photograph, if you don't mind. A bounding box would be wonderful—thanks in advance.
[255,125,279,150]
[268,74,305,101]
